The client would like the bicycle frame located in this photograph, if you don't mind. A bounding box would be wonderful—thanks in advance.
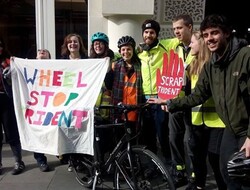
[92,106,145,189]
[73,103,175,190]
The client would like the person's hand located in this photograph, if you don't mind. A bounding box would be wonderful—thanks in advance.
[240,137,250,157]
[147,98,169,112]
[156,49,184,100]
[147,97,165,104]
[3,66,11,79]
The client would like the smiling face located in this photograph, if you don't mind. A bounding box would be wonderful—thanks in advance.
[202,27,229,56]
[93,40,105,55]
[67,35,80,53]
[120,45,134,62]
[142,28,157,46]
[36,49,50,59]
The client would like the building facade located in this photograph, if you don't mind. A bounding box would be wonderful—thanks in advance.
[0,0,206,58]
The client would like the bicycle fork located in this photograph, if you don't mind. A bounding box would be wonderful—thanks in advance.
[115,144,139,190]
[92,169,100,190]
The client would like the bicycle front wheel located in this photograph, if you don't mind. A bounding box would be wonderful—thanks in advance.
[73,154,94,188]
[114,146,175,190]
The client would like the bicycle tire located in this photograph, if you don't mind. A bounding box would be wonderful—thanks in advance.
[114,146,176,190]
[73,154,94,188]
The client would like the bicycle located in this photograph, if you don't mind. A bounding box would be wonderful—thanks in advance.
[71,103,176,190]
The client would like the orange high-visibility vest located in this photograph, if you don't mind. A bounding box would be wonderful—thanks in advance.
[123,73,137,121]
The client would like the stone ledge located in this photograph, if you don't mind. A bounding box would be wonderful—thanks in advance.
[102,0,154,16]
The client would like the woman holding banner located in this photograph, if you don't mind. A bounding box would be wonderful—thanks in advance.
[61,33,88,60]
[0,37,25,175]
[32,48,52,172]
[89,32,116,160]
[59,33,88,172]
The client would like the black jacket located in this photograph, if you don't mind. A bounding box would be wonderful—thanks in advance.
[168,37,250,138]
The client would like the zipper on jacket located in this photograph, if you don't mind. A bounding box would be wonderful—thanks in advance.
[147,52,154,94]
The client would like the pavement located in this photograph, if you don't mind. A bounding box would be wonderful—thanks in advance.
[0,143,218,190]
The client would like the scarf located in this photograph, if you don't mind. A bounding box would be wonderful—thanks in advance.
[112,58,142,105]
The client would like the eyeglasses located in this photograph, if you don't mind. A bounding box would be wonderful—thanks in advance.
[93,41,105,47]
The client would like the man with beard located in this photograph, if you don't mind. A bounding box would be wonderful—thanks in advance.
[138,16,195,189]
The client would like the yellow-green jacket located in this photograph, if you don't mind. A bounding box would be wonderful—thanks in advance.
[175,44,194,97]
[191,75,225,128]
[138,38,194,97]
[138,38,178,95]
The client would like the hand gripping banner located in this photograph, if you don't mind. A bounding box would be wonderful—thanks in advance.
[11,57,109,156]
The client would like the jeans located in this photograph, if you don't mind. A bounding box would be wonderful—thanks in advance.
[168,111,193,176]
[34,153,47,165]
[139,97,171,164]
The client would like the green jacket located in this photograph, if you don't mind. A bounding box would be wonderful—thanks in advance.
[168,37,250,137]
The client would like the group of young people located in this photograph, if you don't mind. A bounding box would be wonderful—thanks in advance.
[1,13,250,190]
[147,14,250,190]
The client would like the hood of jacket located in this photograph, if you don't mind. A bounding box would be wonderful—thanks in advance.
[211,37,248,68]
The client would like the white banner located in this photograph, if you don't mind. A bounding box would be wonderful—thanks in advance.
[11,57,109,156]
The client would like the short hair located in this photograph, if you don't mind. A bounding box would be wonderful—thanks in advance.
[200,14,233,35]
[172,14,193,27]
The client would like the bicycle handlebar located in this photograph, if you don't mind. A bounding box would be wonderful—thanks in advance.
[96,102,150,112]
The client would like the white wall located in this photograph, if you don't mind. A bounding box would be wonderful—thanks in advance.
[88,0,154,53]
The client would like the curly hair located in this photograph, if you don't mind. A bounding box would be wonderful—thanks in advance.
[61,33,88,58]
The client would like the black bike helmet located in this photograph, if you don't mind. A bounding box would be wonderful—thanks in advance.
[227,150,250,186]
[117,36,136,49]
[91,32,109,44]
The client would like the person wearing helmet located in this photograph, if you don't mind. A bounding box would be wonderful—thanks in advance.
[90,32,116,90]
[111,36,142,142]
[90,32,115,160]
[90,32,114,60]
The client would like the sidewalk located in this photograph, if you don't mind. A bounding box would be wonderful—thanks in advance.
[0,144,217,190]
[0,144,85,190]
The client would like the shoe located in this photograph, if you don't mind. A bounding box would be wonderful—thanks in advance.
[39,163,50,172]
[12,161,25,175]
[185,183,203,190]
[173,170,188,188]
[57,155,68,165]
[68,164,73,172]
